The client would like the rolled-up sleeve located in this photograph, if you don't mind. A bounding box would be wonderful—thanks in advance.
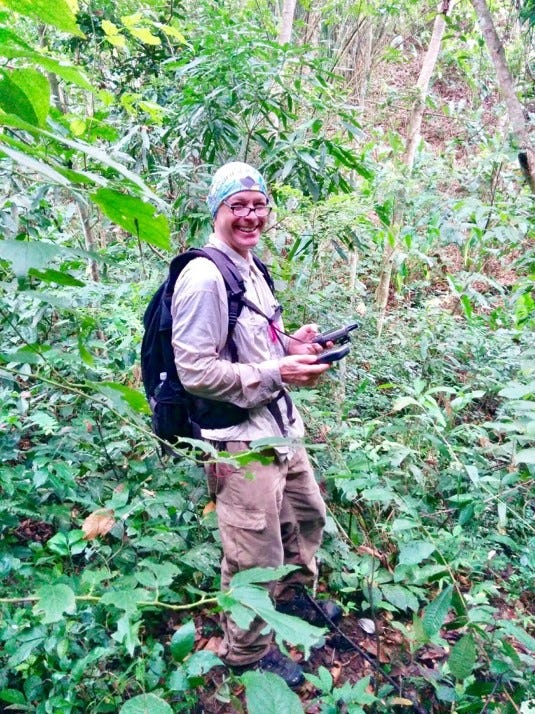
[171,259,283,409]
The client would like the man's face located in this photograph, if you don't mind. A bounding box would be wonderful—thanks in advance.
[213,190,268,258]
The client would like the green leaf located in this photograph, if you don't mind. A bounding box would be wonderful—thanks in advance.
[398,540,435,566]
[129,27,161,45]
[380,584,419,612]
[0,689,26,705]
[101,588,151,614]
[242,671,304,714]
[0,144,71,186]
[0,239,64,276]
[184,650,222,676]
[230,565,298,588]
[119,693,173,714]
[392,396,420,412]
[448,634,476,680]
[0,346,43,364]
[91,188,170,249]
[29,268,85,286]
[422,585,453,638]
[219,583,325,659]
[112,612,141,656]
[33,584,76,623]
[170,621,195,662]
[0,68,50,126]
[0,0,84,36]
[0,29,92,89]
[499,621,535,652]
[96,382,151,415]
[515,447,535,464]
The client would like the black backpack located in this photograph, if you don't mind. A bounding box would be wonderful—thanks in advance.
[140,246,275,446]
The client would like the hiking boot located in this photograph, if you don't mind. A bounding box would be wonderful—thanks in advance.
[233,646,304,688]
[276,593,343,627]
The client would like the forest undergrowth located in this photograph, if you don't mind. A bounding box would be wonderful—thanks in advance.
[0,0,534,712]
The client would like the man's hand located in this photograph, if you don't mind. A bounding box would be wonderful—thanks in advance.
[279,354,330,387]
[288,323,323,356]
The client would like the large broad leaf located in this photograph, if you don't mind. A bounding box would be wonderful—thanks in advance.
[230,565,298,587]
[95,382,151,415]
[0,0,84,37]
[0,68,49,126]
[91,188,170,250]
[242,671,303,714]
[448,634,476,680]
[218,583,325,659]
[0,144,70,187]
[380,584,419,612]
[29,267,85,286]
[0,239,63,276]
[170,621,195,663]
[515,447,535,464]
[33,584,76,623]
[119,694,172,714]
[184,650,222,676]
[398,540,435,566]
[422,584,453,638]
[0,29,92,88]
[0,112,163,206]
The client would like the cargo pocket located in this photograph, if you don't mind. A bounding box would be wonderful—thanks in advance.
[217,501,266,531]
[216,501,268,572]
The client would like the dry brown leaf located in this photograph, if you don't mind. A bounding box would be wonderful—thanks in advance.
[359,640,390,663]
[330,661,342,684]
[82,509,115,540]
[390,697,414,707]
[202,636,222,654]
[203,501,216,516]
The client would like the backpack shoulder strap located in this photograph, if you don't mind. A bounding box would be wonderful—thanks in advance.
[251,253,275,295]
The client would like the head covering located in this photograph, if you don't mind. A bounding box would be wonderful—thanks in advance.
[207,161,268,218]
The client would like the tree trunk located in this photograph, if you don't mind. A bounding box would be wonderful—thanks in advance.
[77,197,100,282]
[277,0,297,45]
[376,1,455,335]
[471,0,535,192]
[403,0,455,169]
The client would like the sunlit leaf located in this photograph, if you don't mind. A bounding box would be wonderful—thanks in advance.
[95,381,151,415]
[129,27,161,45]
[170,621,195,662]
[33,584,76,623]
[398,540,435,566]
[0,68,49,126]
[119,693,172,714]
[0,239,63,276]
[91,188,170,249]
[0,0,84,36]
[242,671,303,714]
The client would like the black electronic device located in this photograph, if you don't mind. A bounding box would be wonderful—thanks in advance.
[313,321,359,348]
[315,344,350,364]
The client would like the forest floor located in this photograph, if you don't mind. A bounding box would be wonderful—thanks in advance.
[167,581,534,714]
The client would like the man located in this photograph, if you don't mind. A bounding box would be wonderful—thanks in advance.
[171,161,340,687]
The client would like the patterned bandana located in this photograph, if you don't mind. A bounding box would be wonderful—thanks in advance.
[207,161,268,218]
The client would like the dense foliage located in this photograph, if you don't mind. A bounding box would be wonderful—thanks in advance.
[0,0,533,712]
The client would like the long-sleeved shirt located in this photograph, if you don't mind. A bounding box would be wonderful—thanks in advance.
[171,235,304,444]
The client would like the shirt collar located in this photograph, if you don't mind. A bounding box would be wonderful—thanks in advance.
[207,234,253,277]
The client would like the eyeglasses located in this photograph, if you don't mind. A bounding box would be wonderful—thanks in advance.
[222,201,272,218]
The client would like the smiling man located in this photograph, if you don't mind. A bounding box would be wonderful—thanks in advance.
[170,162,341,687]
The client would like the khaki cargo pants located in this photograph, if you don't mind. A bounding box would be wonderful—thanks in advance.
[205,442,326,666]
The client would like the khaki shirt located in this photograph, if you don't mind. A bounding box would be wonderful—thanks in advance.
[171,235,304,444]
